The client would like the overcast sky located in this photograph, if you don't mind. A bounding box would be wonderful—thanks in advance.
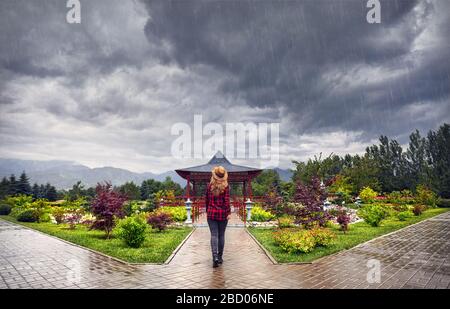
[0,0,449,173]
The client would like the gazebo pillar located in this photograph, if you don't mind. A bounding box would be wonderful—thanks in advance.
[186,175,191,199]
[247,176,253,198]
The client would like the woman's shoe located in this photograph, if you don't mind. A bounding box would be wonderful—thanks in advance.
[213,259,220,268]
[218,257,223,264]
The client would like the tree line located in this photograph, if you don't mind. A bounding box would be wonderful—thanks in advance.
[0,171,184,203]
[56,177,183,202]
[250,123,449,200]
[0,172,58,201]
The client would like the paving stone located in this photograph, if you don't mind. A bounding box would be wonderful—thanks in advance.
[1,212,450,289]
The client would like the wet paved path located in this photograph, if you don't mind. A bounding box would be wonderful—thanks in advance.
[1,212,449,289]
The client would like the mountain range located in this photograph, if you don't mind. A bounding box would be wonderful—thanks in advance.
[0,158,293,189]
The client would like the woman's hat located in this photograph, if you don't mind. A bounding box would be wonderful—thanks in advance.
[212,166,228,180]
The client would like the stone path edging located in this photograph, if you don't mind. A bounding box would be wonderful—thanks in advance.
[164,227,196,264]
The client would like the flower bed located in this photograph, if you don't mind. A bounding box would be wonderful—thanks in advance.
[326,204,362,224]
[248,208,450,263]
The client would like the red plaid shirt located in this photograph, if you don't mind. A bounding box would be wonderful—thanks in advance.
[205,184,230,221]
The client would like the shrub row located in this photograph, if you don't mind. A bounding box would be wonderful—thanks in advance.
[273,228,336,253]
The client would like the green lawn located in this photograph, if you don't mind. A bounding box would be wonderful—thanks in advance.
[248,207,450,263]
[0,216,192,263]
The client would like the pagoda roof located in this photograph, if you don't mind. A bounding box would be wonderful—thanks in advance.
[175,151,262,180]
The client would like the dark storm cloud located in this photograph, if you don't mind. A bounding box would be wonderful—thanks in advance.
[0,0,449,172]
[143,0,450,140]
[0,0,152,80]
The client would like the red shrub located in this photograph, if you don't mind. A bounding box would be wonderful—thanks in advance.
[90,182,127,238]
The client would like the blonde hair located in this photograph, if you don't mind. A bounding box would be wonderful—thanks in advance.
[210,166,228,196]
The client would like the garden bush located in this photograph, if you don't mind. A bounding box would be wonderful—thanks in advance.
[0,204,12,215]
[250,206,275,222]
[358,204,389,227]
[90,183,127,238]
[415,185,439,208]
[273,229,316,253]
[400,189,415,204]
[8,195,33,217]
[335,207,351,233]
[17,209,38,222]
[273,227,336,254]
[64,209,84,229]
[114,215,148,248]
[333,191,352,205]
[277,215,295,228]
[123,200,150,216]
[386,191,410,205]
[359,187,378,204]
[309,228,336,247]
[397,211,413,221]
[336,212,351,232]
[413,204,425,216]
[156,206,187,222]
[5,195,33,208]
[262,188,284,217]
[391,203,409,212]
[52,207,66,224]
[147,212,173,232]
[293,177,331,228]
[39,213,52,223]
[31,199,49,223]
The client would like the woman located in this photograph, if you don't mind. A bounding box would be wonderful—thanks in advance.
[205,165,231,268]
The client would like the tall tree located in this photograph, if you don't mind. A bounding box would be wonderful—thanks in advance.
[0,177,9,199]
[140,179,164,200]
[426,124,450,197]
[407,130,430,188]
[292,153,344,185]
[32,183,43,199]
[161,177,183,196]
[252,170,281,196]
[44,183,58,201]
[66,181,86,201]
[118,181,141,200]
[343,154,380,194]
[8,174,18,196]
[366,136,409,192]
[17,171,32,195]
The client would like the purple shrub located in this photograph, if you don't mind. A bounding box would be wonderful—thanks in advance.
[90,182,127,238]
[336,208,351,233]
[147,212,173,232]
[293,176,331,228]
[64,210,83,230]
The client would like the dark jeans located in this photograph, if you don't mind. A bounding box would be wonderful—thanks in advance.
[207,218,228,260]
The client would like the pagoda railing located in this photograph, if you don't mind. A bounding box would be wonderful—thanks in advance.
[231,196,245,224]
[157,196,206,223]
[157,195,269,224]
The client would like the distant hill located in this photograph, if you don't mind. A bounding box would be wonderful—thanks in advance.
[0,158,294,189]
[0,158,184,189]
[272,167,294,182]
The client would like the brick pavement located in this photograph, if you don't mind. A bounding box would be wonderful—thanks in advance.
[0,211,449,289]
